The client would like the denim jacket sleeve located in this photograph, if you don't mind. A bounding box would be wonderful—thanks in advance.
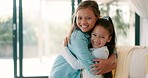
[68,30,95,72]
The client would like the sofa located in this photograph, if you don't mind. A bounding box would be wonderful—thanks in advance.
[113,46,148,78]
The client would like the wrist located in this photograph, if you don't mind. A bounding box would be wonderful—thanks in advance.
[107,58,113,66]
[108,56,116,66]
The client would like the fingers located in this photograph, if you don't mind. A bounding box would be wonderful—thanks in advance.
[93,58,103,61]
[95,66,109,75]
[67,36,70,43]
[90,63,99,68]
[63,35,71,47]
[93,70,102,75]
[91,66,101,71]
[90,59,101,69]
[90,58,102,68]
[90,59,109,75]
[90,66,102,75]
[95,70,106,75]
[91,66,106,75]
[90,62,101,75]
[63,37,68,47]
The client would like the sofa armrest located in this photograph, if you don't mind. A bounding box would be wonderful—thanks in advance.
[146,54,148,78]
[114,46,148,78]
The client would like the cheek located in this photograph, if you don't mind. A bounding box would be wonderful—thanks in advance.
[101,40,107,45]
[91,36,95,41]
[91,19,97,25]
[90,21,96,28]
[90,38,93,42]
[102,42,107,45]
[91,37,95,43]
[76,19,80,25]
[76,20,79,25]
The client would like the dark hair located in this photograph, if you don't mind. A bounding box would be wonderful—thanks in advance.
[94,16,116,56]
[94,16,116,78]
[72,0,100,29]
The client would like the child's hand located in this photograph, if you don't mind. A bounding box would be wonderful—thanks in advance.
[63,37,69,47]
[90,58,111,75]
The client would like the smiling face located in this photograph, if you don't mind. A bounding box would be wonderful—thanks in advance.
[76,8,97,32]
[91,25,112,48]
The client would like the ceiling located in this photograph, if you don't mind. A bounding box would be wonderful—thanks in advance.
[42,0,127,2]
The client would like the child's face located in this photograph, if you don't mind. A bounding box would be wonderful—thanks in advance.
[91,25,112,48]
[76,8,97,32]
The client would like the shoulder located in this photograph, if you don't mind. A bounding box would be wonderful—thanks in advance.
[91,46,109,58]
[98,46,109,54]
[100,46,108,51]
[90,46,108,52]
[91,46,109,55]
[72,29,90,39]
[91,46,108,51]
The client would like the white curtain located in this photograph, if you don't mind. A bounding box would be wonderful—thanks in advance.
[128,0,148,46]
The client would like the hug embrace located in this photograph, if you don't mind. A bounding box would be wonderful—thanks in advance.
[49,0,117,78]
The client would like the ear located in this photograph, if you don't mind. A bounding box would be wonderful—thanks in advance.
[107,36,112,42]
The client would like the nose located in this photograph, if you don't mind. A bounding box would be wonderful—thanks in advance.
[94,37,100,43]
[81,19,87,25]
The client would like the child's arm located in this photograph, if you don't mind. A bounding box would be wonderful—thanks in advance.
[64,25,74,46]
[69,30,95,72]
[90,53,117,75]
[61,46,84,69]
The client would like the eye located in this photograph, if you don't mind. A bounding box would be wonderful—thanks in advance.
[91,33,96,37]
[102,36,105,38]
[99,36,105,39]
[77,17,82,20]
[86,17,91,20]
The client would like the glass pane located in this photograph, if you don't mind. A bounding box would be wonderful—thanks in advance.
[98,1,135,46]
[0,0,13,78]
[22,0,71,76]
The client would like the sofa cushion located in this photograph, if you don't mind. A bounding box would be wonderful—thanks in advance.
[129,47,148,78]
[115,46,148,78]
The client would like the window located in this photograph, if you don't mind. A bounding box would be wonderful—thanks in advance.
[0,0,13,78]
[22,0,71,76]
[98,1,135,46]
[0,0,136,78]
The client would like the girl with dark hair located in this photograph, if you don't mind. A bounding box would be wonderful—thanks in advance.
[61,16,116,78]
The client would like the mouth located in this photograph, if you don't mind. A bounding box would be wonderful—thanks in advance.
[81,25,88,28]
[93,43,101,47]
[80,25,89,30]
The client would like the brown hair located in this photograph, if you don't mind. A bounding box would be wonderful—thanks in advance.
[72,0,100,28]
